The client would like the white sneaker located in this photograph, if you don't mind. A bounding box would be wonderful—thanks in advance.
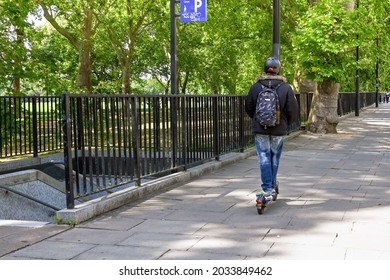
[256,189,273,202]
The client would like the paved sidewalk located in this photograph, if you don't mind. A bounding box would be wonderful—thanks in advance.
[1,103,390,260]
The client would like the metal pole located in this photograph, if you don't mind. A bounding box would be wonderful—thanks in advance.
[355,45,360,116]
[61,93,75,209]
[170,0,179,167]
[170,0,178,95]
[355,0,360,116]
[273,0,280,60]
[375,34,379,107]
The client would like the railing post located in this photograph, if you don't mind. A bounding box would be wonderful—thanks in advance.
[171,96,178,167]
[307,92,312,123]
[213,96,220,161]
[131,96,141,186]
[238,97,245,152]
[62,93,75,209]
[181,95,188,168]
[32,97,38,157]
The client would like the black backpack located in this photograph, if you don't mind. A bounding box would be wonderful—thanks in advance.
[254,82,282,129]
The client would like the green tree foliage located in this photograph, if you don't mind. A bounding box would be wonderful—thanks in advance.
[0,0,389,96]
[0,0,35,95]
[27,25,78,94]
[39,0,97,92]
[293,1,357,82]
[176,0,274,94]
[292,0,390,93]
[95,0,168,94]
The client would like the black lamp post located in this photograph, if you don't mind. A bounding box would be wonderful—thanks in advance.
[273,0,280,60]
[170,0,178,95]
[375,33,379,107]
[355,0,360,116]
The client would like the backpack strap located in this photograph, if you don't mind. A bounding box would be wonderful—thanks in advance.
[272,82,284,91]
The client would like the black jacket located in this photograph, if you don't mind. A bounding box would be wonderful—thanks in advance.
[245,75,299,136]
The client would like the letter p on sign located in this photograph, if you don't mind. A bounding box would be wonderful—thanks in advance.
[195,0,202,12]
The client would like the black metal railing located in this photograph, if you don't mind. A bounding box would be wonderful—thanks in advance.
[0,96,62,158]
[0,92,376,160]
[61,94,256,208]
[0,92,378,209]
[61,92,376,208]
[338,91,377,116]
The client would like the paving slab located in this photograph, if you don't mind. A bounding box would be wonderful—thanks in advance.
[0,223,69,257]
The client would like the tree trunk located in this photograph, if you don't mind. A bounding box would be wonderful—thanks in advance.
[42,4,94,93]
[77,8,93,92]
[181,71,190,94]
[121,59,131,94]
[12,28,24,95]
[343,0,355,10]
[307,79,340,133]
[303,1,354,134]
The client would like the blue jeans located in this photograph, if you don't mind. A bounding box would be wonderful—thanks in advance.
[255,134,284,192]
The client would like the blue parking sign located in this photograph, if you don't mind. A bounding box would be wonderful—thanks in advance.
[180,0,207,22]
